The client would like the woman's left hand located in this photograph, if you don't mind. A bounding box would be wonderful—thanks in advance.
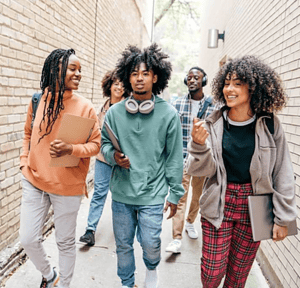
[50,139,73,158]
[273,223,288,242]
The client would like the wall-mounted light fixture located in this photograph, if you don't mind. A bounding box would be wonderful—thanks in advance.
[208,29,225,48]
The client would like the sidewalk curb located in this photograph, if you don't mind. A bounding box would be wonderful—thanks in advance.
[256,248,283,288]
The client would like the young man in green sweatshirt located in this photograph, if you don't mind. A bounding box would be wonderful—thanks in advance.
[101,44,185,288]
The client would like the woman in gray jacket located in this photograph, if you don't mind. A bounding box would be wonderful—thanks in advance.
[186,55,297,288]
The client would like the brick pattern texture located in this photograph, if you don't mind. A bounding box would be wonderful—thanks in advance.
[0,0,151,251]
[198,0,300,287]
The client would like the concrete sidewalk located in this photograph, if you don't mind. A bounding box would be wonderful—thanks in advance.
[5,193,269,288]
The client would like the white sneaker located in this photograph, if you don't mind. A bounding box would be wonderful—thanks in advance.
[144,268,158,288]
[165,239,181,253]
[185,221,198,239]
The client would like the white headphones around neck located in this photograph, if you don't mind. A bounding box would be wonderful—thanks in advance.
[125,95,155,114]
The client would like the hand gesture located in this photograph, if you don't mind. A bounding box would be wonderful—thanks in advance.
[191,118,209,145]
[163,201,177,219]
[114,151,130,169]
[273,223,288,242]
[50,139,73,158]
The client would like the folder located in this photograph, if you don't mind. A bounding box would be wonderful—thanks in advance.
[49,113,96,167]
[248,194,298,242]
[103,121,122,152]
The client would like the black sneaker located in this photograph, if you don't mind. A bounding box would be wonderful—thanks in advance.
[40,267,59,288]
[79,230,95,246]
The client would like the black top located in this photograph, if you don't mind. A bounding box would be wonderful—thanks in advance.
[222,113,256,184]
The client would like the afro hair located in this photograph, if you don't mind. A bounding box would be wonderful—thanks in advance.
[116,43,172,95]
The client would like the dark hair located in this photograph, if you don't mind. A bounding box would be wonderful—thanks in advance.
[116,43,172,95]
[188,66,206,77]
[212,55,286,113]
[39,48,76,142]
[101,69,128,98]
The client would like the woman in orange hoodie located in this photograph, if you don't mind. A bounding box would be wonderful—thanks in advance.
[19,48,100,288]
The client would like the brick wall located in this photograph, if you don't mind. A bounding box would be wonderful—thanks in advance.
[0,0,151,252]
[198,0,300,287]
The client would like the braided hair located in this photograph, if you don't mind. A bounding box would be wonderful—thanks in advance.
[38,48,75,142]
[116,43,172,95]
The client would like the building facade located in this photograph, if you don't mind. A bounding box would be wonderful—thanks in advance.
[198,0,300,287]
[0,0,153,278]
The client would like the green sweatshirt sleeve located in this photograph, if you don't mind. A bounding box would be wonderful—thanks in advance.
[165,113,185,204]
[100,112,117,166]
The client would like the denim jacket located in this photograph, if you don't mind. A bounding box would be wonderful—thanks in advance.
[186,108,297,229]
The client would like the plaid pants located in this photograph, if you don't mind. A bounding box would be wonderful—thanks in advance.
[201,183,260,288]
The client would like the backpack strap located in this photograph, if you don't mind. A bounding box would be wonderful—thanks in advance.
[265,114,274,135]
[197,96,212,119]
[31,92,42,129]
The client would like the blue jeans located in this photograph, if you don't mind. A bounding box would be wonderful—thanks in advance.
[86,160,112,231]
[112,200,164,288]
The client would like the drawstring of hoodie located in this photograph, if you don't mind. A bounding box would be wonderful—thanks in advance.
[41,191,45,203]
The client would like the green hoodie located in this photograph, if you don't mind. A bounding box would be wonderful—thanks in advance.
[101,96,185,205]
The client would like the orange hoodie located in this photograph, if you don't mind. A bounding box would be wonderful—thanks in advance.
[20,90,101,196]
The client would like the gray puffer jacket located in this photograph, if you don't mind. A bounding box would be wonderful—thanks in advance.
[186,108,297,229]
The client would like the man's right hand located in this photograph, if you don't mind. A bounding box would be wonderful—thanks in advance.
[163,201,177,219]
[114,151,130,169]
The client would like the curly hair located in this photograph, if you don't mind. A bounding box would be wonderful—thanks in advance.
[39,48,76,142]
[116,43,172,95]
[212,55,286,113]
[101,69,128,98]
